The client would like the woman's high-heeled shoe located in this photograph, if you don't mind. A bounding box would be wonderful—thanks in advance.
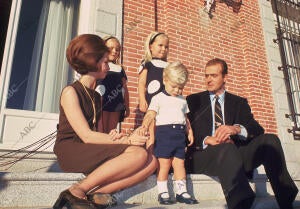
[53,189,96,209]
[87,193,117,209]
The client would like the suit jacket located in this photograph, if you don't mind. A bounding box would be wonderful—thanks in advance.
[186,91,264,150]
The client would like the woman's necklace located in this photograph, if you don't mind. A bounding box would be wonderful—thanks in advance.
[79,81,96,131]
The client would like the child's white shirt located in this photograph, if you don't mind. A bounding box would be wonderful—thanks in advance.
[148,92,189,126]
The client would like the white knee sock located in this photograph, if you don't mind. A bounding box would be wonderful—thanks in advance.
[157,180,169,198]
[174,179,191,198]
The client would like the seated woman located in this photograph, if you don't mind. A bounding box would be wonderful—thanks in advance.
[53,34,157,209]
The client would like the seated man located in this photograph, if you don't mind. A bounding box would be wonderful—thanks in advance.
[186,58,298,209]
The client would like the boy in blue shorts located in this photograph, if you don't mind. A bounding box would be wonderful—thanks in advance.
[142,61,198,205]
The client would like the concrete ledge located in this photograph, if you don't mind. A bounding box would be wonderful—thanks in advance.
[0,172,82,207]
[0,171,283,208]
[0,152,299,208]
[0,172,231,207]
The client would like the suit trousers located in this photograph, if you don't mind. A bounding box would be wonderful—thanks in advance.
[188,134,298,209]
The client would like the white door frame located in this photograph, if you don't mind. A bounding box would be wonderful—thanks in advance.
[0,0,123,150]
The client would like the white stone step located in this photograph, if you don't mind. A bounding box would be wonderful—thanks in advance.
[1,170,299,208]
[0,152,299,208]
[1,198,300,209]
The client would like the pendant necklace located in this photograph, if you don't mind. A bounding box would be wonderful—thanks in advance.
[80,81,97,131]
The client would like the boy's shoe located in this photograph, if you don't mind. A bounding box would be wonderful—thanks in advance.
[158,192,175,205]
[176,192,198,204]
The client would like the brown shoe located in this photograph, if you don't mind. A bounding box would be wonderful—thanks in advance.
[53,189,96,209]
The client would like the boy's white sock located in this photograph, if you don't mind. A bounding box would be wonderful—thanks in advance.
[157,180,169,198]
[174,179,191,198]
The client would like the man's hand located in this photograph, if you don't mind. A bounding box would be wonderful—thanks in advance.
[205,135,234,146]
[214,125,240,143]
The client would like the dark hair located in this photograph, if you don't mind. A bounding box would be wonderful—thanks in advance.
[66,34,109,75]
[205,58,228,75]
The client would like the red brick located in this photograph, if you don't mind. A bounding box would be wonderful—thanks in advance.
[122,0,277,134]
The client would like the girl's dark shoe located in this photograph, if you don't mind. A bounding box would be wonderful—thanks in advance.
[53,189,96,209]
[176,192,198,204]
[87,193,117,209]
[158,192,174,205]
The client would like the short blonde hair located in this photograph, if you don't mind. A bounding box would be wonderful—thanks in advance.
[163,61,188,85]
[143,31,169,63]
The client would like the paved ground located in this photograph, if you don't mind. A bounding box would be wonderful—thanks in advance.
[2,197,300,209]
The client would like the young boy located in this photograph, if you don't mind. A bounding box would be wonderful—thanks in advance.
[142,61,198,205]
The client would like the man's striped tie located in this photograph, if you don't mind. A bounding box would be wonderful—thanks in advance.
[215,96,223,129]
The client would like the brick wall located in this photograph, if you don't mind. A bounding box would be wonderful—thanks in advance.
[122,0,278,134]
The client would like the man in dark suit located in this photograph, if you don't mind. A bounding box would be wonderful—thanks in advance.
[186,58,298,209]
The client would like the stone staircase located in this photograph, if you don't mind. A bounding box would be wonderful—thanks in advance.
[0,151,300,209]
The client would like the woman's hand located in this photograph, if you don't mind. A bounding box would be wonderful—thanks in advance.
[109,129,124,141]
[127,126,149,146]
[135,125,149,137]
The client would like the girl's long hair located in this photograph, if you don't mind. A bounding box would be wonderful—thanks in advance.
[103,36,121,65]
